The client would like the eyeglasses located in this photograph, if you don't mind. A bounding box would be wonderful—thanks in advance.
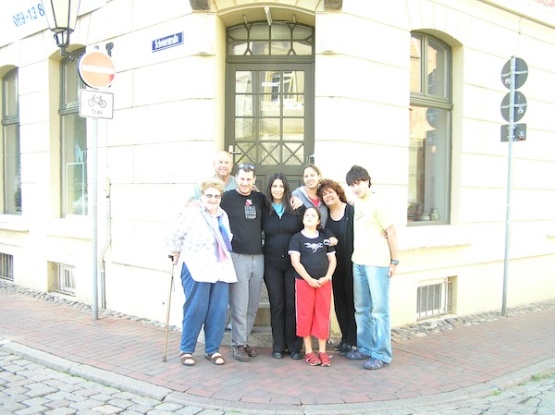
[237,163,255,172]
[203,194,221,200]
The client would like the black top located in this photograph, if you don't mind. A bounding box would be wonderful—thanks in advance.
[262,204,305,267]
[289,228,335,280]
[325,203,354,277]
[220,190,266,255]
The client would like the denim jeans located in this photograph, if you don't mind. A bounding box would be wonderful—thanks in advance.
[229,252,264,346]
[353,263,392,363]
[179,262,229,355]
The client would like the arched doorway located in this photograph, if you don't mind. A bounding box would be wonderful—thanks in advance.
[226,20,315,191]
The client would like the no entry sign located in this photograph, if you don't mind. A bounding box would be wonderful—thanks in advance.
[78,51,115,89]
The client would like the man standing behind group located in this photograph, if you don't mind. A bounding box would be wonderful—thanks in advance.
[220,163,266,362]
[345,165,399,370]
[189,151,236,205]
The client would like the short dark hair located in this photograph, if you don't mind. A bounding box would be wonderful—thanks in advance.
[346,165,371,187]
[236,162,255,175]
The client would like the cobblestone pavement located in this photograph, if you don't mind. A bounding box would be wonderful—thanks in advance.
[1,350,554,415]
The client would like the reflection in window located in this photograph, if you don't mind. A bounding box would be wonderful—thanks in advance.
[60,51,87,216]
[1,69,21,214]
[408,34,451,224]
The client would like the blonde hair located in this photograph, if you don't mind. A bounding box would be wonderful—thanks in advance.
[200,178,224,195]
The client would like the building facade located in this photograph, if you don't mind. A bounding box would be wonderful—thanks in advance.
[1,0,554,328]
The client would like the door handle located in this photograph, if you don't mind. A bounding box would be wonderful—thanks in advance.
[307,154,315,165]
[228,145,241,155]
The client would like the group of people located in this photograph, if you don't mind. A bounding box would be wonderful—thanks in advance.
[165,151,398,370]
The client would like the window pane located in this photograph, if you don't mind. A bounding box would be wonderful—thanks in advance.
[283,95,304,116]
[292,25,312,40]
[62,113,87,216]
[271,23,291,40]
[63,58,80,106]
[228,25,248,40]
[427,39,448,98]
[259,118,280,141]
[235,118,254,141]
[292,41,313,55]
[408,106,449,223]
[236,71,253,93]
[250,23,269,39]
[2,71,18,118]
[283,118,303,141]
[230,41,249,55]
[236,95,253,117]
[410,35,422,93]
[3,124,21,214]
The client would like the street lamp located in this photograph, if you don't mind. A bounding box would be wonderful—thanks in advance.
[42,0,81,56]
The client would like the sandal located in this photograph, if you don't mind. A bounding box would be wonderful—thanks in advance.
[179,352,195,366]
[205,352,225,365]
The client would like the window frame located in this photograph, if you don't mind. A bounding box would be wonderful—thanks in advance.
[1,68,22,215]
[59,50,87,218]
[408,33,452,225]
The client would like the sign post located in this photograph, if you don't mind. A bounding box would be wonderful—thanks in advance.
[499,56,528,316]
[78,49,115,320]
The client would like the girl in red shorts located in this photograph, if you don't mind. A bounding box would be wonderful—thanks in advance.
[288,207,337,366]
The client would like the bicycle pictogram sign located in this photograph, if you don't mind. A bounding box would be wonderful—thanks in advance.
[88,94,107,108]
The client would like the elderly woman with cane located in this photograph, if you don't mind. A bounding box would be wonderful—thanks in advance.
[166,178,237,366]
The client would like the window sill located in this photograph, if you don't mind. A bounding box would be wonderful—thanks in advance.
[0,215,30,233]
[399,225,474,251]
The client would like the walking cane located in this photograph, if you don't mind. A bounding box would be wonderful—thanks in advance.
[162,254,175,362]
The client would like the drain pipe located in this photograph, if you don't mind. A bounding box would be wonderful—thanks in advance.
[99,177,112,309]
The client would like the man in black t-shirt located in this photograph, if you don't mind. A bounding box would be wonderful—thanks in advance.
[220,163,266,362]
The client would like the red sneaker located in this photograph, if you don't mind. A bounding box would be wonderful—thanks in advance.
[305,352,321,366]
[319,352,331,367]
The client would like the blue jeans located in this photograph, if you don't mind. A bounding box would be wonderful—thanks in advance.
[353,263,392,363]
[179,262,229,355]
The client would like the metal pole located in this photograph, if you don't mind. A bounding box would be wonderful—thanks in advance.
[91,118,99,320]
[501,56,516,316]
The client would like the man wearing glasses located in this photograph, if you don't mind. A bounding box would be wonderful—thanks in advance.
[220,163,266,362]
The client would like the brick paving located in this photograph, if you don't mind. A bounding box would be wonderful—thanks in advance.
[1,284,554,414]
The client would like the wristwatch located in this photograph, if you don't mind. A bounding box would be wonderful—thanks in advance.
[390,259,399,265]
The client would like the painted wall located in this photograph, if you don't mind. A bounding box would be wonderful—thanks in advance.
[0,0,554,330]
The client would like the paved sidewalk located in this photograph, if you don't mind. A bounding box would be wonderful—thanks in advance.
[1,284,554,415]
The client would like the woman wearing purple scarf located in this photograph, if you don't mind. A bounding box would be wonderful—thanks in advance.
[166,179,237,366]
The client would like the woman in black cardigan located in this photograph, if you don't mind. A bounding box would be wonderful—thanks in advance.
[318,179,357,355]
[262,173,305,359]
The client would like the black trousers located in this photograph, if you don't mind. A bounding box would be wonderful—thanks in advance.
[333,270,357,346]
[264,259,303,353]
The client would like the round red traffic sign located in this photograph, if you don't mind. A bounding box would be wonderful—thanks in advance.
[78,51,115,89]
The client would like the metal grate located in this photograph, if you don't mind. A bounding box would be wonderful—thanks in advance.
[0,253,14,281]
[417,278,453,320]
[53,263,76,296]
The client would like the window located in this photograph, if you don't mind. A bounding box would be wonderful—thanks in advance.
[408,33,452,224]
[50,262,76,296]
[416,277,454,320]
[60,51,87,217]
[227,21,314,56]
[2,69,21,214]
[0,253,14,281]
